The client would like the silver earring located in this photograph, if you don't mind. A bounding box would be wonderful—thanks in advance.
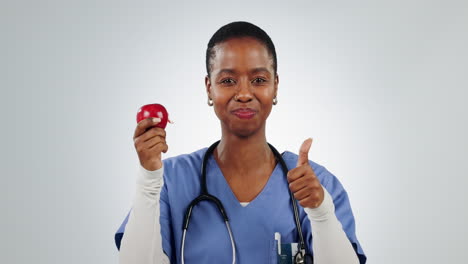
[207,98,213,106]
[273,97,278,105]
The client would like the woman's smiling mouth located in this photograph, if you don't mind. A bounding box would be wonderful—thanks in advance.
[231,108,257,119]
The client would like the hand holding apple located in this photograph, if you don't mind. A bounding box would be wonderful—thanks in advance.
[133,104,170,171]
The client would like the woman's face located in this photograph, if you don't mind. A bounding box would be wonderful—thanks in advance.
[205,37,278,138]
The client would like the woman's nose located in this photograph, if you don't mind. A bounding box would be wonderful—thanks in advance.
[235,81,253,102]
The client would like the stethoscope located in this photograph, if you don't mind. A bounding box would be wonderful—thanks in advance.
[181,140,314,264]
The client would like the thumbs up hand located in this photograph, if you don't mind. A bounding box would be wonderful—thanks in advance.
[287,138,325,209]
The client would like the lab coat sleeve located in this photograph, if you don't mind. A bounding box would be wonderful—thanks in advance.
[118,165,170,264]
[305,187,359,264]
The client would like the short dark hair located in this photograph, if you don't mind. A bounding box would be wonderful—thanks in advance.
[205,21,277,77]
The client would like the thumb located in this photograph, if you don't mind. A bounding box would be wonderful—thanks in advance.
[297,138,313,167]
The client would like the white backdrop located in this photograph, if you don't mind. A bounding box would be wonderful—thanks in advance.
[1,0,467,263]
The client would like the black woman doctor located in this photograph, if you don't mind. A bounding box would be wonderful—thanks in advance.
[115,21,367,264]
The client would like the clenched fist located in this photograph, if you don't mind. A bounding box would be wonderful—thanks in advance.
[133,117,168,171]
[287,138,324,209]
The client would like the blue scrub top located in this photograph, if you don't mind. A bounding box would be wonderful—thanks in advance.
[115,147,367,264]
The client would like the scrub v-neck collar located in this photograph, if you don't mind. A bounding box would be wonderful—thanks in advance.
[206,154,282,209]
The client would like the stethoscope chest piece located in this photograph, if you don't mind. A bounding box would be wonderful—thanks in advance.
[294,249,314,264]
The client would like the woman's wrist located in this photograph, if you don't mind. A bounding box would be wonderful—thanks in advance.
[304,186,335,222]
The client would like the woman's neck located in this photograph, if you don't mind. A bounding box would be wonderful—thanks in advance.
[214,129,275,177]
[213,125,277,202]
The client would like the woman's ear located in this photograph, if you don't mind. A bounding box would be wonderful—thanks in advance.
[205,75,211,98]
[274,73,279,97]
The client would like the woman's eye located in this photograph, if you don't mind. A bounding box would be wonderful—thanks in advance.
[221,78,235,84]
[253,78,267,83]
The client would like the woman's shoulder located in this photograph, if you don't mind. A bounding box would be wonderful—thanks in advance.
[163,147,206,166]
[160,147,212,186]
[160,147,209,199]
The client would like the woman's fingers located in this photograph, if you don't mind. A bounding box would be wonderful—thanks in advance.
[296,138,313,167]
[134,117,161,139]
[143,136,166,150]
[287,164,324,209]
[287,165,310,183]
[292,185,313,200]
[133,117,168,171]
[137,127,166,144]
[149,141,169,154]
[288,172,320,193]
[298,193,323,209]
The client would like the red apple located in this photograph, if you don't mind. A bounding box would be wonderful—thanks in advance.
[136,103,170,129]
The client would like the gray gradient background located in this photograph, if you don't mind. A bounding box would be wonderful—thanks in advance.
[1,0,467,263]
